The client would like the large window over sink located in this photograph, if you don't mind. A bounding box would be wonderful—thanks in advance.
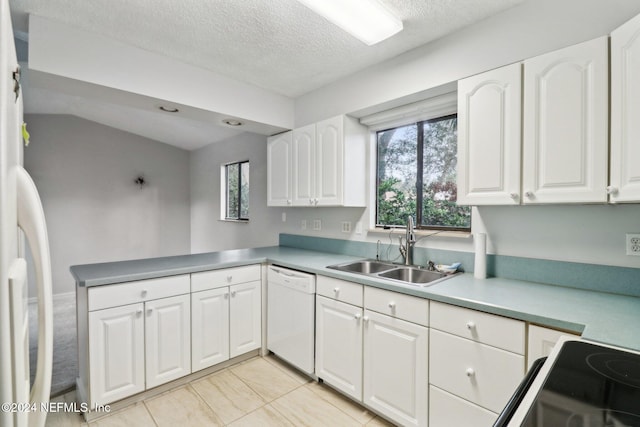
[376,114,471,231]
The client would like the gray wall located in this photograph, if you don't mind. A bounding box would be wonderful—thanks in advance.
[190,132,282,253]
[23,114,191,295]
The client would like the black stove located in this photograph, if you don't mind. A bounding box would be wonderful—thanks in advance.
[498,340,640,427]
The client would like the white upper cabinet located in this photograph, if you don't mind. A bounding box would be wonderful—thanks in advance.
[267,115,367,207]
[315,116,344,206]
[610,14,640,202]
[457,63,522,205]
[522,37,609,204]
[292,124,316,206]
[267,131,292,206]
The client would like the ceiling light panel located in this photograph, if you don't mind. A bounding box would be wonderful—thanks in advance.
[296,0,403,45]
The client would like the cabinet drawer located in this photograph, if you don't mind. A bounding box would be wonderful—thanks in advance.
[317,276,363,307]
[191,265,261,292]
[88,275,190,311]
[429,329,524,413]
[430,301,525,354]
[429,385,497,427]
[364,286,428,326]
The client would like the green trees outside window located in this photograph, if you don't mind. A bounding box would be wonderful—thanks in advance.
[226,161,249,220]
[376,115,470,230]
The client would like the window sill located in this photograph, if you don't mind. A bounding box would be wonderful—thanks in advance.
[219,219,250,224]
[368,228,471,239]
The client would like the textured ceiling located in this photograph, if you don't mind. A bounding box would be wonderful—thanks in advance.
[10,0,522,98]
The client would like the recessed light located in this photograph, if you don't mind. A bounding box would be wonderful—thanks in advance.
[223,119,243,126]
[159,106,179,113]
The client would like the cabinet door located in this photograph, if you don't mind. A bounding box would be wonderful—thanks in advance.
[457,63,522,205]
[267,131,292,206]
[292,124,316,206]
[611,14,640,202]
[145,294,191,388]
[191,288,230,371]
[89,303,145,405]
[527,325,578,370]
[315,295,363,400]
[315,116,344,206]
[363,310,428,427]
[523,37,608,204]
[229,281,261,358]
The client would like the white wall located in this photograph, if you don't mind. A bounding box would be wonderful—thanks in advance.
[190,132,283,253]
[23,114,191,295]
[295,0,640,126]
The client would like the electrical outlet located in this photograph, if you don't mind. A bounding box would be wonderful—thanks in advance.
[627,233,640,256]
[301,219,307,230]
[313,219,322,231]
[341,221,351,233]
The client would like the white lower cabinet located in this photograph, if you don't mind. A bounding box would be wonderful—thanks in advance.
[88,303,145,405]
[88,291,191,406]
[229,281,262,358]
[527,324,579,370]
[363,309,428,427]
[429,385,498,427]
[429,301,525,422]
[191,287,230,371]
[315,279,429,427]
[145,294,191,389]
[191,266,262,371]
[315,295,363,400]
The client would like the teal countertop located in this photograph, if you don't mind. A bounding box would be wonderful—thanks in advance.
[71,246,640,352]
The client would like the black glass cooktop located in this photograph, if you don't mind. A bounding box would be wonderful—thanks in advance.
[522,341,640,427]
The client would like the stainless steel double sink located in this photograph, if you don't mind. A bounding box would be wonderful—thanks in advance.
[326,259,455,287]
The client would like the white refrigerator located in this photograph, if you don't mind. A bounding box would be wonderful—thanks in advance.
[1,0,54,426]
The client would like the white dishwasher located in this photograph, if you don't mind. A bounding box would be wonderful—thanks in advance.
[267,265,316,375]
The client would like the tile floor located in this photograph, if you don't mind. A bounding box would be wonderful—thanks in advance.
[44,355,396,426]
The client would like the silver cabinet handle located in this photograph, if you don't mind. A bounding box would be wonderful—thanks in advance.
[509,192,519,200]
[525,191,534,199]
[606,186,618,195]
[388,301,396,309]
[466,368,475,377]
[231,290,237,297]
[354,313,362,321]
[224,292,229,299]
[226,275,233,283]
[136,309,143,316]
[147,307,153,315]
[141,289,148,298]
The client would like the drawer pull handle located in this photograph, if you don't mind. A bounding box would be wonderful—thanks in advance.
[466,321,476,330]
[354,313,362,321]
[466,368,475,377]
[363,316,369,323]
[136,309,143,316]
[141,289,148,297]
[147,308,153,315]
[388,301,396,309]
[333,287,340,293]
[224,293,229,299]
[231,290,237,297]
[227,275,233,282]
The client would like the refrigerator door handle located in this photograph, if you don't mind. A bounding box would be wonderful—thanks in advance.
[16,166,53,427]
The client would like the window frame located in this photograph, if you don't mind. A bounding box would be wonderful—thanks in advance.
[375,113,470,232]
[224,160,250,221]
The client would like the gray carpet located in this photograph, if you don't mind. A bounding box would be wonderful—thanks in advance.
[29,293,77,397]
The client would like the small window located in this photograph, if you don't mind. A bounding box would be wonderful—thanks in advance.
[224,161,249,221]
[376,115,471,231]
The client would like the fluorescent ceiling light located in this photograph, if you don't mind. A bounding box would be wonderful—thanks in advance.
[296,0,403,46]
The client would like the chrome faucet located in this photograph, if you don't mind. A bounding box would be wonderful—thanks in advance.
[399,216,416,265]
